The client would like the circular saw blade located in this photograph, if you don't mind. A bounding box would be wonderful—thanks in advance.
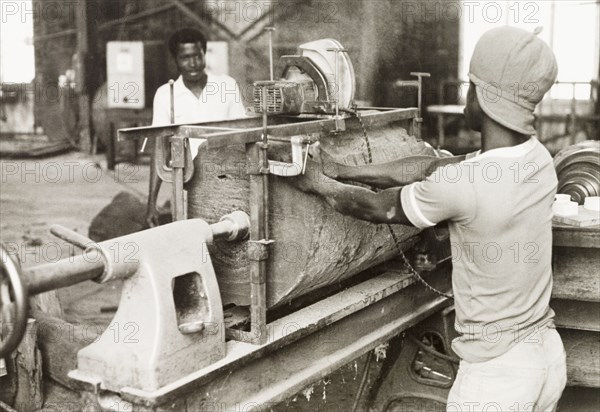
[298,39,356,110]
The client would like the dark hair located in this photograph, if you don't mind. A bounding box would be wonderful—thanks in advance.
[168,28,207,57]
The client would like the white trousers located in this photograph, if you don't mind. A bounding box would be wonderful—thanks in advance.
[447,327,567,412]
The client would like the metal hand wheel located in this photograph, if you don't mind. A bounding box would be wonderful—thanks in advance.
[0,245,28,359]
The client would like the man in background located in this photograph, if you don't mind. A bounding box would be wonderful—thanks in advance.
[147,28,246,226]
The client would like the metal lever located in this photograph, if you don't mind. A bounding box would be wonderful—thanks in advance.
[410,72,430,118]
[410,72,430,140]
[50,224,92,249]
[394,73,430,139]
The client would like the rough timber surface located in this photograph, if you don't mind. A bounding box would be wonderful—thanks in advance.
[187,119,431,307]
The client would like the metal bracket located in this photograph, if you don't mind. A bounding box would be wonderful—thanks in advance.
[169,135,186,168]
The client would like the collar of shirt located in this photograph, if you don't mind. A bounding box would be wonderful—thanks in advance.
[173,73,212,100]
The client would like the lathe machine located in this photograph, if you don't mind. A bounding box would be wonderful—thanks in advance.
[1,38,599,411]
[0,38,454,411]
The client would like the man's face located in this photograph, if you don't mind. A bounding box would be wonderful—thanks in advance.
[175,42,206,83]
[464,82,483,132]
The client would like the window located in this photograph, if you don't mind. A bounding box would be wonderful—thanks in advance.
[459,1,599,101]
[0,0,36,83]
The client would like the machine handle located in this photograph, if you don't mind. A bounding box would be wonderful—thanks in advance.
[0,245,29,359]
[50,224,93,249]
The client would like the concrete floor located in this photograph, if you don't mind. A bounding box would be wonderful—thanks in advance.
[1,152,598,411]
[0,152,169,324]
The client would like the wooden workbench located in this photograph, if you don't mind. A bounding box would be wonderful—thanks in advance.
[552,223,600,388]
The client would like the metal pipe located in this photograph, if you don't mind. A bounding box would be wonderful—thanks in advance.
[261,86,270,239]
[23,255,104,296]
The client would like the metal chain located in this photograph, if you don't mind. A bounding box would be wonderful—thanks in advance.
[347,107,453,300]
[346,106,373,164]
[387,225,454,299]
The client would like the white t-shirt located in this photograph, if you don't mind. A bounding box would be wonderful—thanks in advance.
[400,136,558,362]
[152,73,246,157]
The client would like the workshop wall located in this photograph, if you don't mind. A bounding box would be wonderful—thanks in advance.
[32,0,460,146]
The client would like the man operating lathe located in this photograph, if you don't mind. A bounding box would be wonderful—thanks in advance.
[146,28,246,226]
[293,26,566,411]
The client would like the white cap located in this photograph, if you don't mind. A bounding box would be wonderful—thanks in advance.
[469,26,558,135]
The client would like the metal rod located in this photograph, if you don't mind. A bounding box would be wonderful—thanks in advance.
[23,255,104,296]
[262,86,269,145]
[265,27,275,81]
[169,79,175,124]
[261,86,270,239]
[409,72,431,141]
[50,225,92,249]
[118,109,419,147]
[326,48,343,118]
[250,86,270,344]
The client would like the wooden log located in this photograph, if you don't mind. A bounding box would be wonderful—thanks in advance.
[187,119,431,307]
[0,319,43,411]
[0,344,17,407]
[14,319,43,411]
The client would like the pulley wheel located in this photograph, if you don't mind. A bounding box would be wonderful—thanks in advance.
[554,140,600,204]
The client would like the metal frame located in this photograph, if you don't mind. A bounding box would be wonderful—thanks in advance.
[118,108,419,345]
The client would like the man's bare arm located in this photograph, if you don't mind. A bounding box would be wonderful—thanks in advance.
[291,167,414,226]
[317,146,465,189]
